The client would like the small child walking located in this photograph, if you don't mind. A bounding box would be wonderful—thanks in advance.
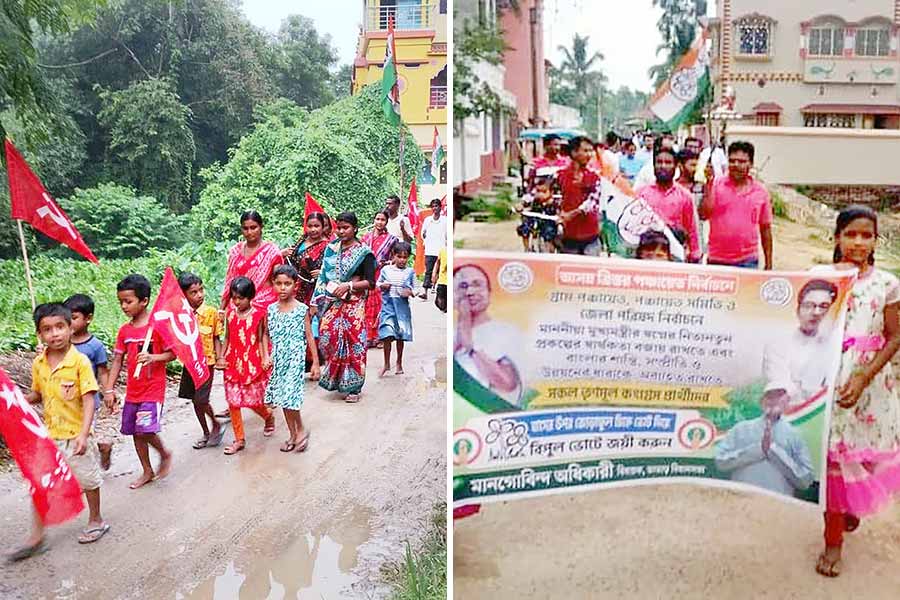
[104,274,174,490]
[177,272,225,450]
[10,303,109,561]
[377,241,415,376]
[218,276,275,455]
[264,265,320,453]
[815,205,900,577]
[63,294,115,470]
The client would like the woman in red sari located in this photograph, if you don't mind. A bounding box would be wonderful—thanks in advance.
[221,211,285,312]
[361,211,398,348]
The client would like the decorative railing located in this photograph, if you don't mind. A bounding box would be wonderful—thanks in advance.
[365,2,434,31]
[429,86,447,107]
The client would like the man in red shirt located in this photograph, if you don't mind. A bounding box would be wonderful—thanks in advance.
[700,141,773,269]
[558,136,602,256]
[638,147,701,262]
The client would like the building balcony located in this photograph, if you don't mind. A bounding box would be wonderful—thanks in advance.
[430,86,447,108]
[429,42,447,54]
[366,2,435,32]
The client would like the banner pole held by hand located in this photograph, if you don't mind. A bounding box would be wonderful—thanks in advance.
[133,327,154,378]
[16,220,36,313]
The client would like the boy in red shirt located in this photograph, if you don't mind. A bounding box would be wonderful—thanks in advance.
[104,274,175,490]
[558,135,602,256]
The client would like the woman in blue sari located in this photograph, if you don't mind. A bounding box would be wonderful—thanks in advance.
[312,212,376,403]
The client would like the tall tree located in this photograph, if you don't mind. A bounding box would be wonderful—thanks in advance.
[550,33,607,138]
[270,15,340,108]
[649,0,707,87]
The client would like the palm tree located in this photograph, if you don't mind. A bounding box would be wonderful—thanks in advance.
[557,33,607,98]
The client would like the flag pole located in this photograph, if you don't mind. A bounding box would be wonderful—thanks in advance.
[16,220,36,313]
[399,129,405,208]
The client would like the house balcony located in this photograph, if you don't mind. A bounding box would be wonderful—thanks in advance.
[365,2,435,32]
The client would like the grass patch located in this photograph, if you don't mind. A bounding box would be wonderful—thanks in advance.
[454,238,466,249]
[770,190,790,220]
[384,502,447,600]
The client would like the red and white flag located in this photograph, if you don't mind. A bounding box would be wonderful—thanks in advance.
[0,368,84,526]
[4,139,99,264]
[407,180,421,236]
[440,195,447,217]
[149,268,210,387]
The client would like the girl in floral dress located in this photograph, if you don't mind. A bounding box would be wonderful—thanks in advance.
[265,265,319,453]
[815,205,900,577]
[218,276,275,455]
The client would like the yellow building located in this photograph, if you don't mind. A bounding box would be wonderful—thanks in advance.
[352,0,448,203]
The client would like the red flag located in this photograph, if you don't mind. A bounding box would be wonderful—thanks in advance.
[4,139,99,264]
[304,192,334,234]
[149,268,211,387]
[440,195,447,217]
[0,368,85,526]
[407,180,421,236]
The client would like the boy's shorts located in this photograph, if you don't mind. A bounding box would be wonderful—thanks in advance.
[55,437,102,491]
[121,402,164,435]
[178,370,213,405]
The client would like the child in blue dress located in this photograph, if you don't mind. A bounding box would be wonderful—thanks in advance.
[378,241,415,377]
[264,264,320,453]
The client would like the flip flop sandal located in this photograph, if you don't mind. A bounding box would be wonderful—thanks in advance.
[280,442,296,452]
[816,552,842,578]
[296,432,311,453]
[214,410,231,420]
[345,394,361,403]
[192,438,210,450]
[224,442,245,455]
[6,540,48,563]
[78,524,110,544]
[207,428,226,448]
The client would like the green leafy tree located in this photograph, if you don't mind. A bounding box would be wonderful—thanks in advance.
[96,78,196,211]
[330,64,353,101]
[270,15,340,108]
[649,0,707,87]
[191,84,424,243]
[550,34,607,138]
[58,183,190,258]
[453,1,515,121]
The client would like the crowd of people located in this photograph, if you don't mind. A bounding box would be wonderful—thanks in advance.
[9,197,447,562]
[481,131,900,578]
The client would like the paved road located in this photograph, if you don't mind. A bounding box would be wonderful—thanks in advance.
[0,300,446,599]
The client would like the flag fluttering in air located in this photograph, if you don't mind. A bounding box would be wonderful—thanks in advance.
[0,367,85,526]
[430,127,445,180]
[4,139,99,263]
[647,28,710,129]
[381,19,402,126]
[304,192,333,234]
[149,268,211,387]
[407,180,421,236]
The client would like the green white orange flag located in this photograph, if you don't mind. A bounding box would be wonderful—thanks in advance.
[381,19,401,126]
[430,127,445,178]
[648,28,710,128]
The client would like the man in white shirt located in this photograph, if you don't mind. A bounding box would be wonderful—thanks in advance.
[420,198,446,299]
[385,194,412,243]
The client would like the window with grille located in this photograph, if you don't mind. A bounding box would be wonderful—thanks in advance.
[736,17,772,56]
[855,28,890,57]
[755,113,779,126]
[808,27,844,56]
[803,113,856,128]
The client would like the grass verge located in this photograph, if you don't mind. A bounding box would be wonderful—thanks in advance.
[383,502,447,600]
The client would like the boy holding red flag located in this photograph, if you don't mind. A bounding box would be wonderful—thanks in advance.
[12,303,109,560]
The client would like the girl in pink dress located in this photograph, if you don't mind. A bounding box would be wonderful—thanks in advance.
[816,205,900,577]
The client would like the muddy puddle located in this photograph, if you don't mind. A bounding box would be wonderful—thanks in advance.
[184,507,373,599]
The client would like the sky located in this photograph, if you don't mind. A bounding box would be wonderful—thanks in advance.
[543,0,714,93]
[241,0,362,66]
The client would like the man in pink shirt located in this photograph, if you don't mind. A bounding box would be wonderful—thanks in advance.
[700,141,773,269]
[638,147,701,262]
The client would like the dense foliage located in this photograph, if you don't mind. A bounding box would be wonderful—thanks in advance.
[192,85,424,243]
[649,0,708,88]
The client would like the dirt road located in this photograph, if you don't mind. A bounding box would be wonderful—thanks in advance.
[0,300,446,599]
[453,216,900,598]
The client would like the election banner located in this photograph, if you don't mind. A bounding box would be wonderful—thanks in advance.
[453,251,856,508]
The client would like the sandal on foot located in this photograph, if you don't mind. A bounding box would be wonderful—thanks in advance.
[816,551,842,577]
[224,441,245,455]
[78,524,110,544]
[263,417,276,437]
[207,428,225,448]
[192,437,210,450]
[345,394,361,403]
[845,515,860,532]
[296,432,311,453]
[280,442,296,452]
[6,540,48,562]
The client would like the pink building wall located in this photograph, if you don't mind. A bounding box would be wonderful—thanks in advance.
[500,0,549,126]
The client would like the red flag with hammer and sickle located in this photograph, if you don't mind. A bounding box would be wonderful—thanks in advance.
[0,368,85,525]
[149,268,211,387]
[5,139,99,264]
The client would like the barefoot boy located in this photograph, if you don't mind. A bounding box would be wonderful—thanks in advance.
[177,272,224,449]
[11,303,109,560]
[104,274,174,490]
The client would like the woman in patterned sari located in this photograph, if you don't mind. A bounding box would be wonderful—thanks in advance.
[313,212,376,403]
[362,211,398,348]
[221,211,285,311]
[284,212,330,371]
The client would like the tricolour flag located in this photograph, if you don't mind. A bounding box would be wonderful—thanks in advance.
[648,28,710,129]
[5,139,99,263]
[430,127,445,179]
[381,19,402,126]
[0,368,85,526]
[149,268,211,387]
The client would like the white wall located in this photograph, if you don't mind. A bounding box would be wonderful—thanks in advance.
[549,103,582,129]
